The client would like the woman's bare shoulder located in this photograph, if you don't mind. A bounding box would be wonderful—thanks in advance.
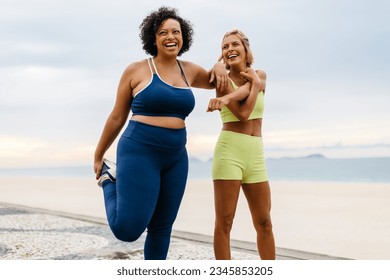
[123,59,149,74]
[255,69,267,79]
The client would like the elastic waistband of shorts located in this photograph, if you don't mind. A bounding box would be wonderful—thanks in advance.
[220,129,262,140]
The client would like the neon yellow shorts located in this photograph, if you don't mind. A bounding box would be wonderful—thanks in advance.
[212,130,268,183]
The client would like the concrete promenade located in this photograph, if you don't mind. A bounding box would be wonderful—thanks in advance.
[0,202,347,260]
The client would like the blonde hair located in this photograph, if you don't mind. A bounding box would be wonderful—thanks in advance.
[219,29,254,69]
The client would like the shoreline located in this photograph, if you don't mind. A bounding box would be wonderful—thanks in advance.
[0,176,390,259]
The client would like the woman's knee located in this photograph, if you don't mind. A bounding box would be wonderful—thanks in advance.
[215,214,235,234]
[255,218,273,234]
[110,223,145,242]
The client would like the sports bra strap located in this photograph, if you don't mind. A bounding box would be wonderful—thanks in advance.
[177,60,190,87]
[148,58,156,74]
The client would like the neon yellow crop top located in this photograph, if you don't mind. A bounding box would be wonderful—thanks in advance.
[220,79,264,123]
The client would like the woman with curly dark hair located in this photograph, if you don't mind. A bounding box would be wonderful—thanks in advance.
[93,6,227,260]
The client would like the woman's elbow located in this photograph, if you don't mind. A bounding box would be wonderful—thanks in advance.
[237,113,251,122]
[108,113,128,128]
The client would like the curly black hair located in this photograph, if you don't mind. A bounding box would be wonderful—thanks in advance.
[139,6,194,56]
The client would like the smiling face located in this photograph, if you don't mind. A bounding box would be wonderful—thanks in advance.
[220,30,253,70]
[222,34,248,69]
[155,18,183,58]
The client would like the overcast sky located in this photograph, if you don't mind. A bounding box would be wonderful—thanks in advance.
[1,0,389,167]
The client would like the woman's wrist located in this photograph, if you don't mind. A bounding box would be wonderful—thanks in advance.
[94,150,104,162]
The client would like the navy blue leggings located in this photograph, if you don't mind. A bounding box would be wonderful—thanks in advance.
[102,120,188,260]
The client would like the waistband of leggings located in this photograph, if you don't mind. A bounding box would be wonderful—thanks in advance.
[122,120,187,149]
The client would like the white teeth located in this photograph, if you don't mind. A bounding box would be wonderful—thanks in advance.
[228,54,238,59]
[165,43,176,47]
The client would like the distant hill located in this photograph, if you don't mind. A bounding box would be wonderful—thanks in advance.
[192,154,327,163]
[189,157,204,163]
[303,154,326,159]
[268,154,327,160]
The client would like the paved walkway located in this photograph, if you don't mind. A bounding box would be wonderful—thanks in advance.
[0,202,347,260]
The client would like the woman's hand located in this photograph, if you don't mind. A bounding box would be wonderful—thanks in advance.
[240,68,266,92]
[94,158,104,180]
[210,62,228,92]
[240,68,260,86]
[207,96,229,112]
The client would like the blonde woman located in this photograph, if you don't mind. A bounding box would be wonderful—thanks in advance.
[207,29,275,260]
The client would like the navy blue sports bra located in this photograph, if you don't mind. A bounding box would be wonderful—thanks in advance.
[131,58,195,120]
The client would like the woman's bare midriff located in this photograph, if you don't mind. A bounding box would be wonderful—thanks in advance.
[222,119,262,137]
[131,115,186,129]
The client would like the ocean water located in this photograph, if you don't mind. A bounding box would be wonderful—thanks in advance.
[266,156,390,182]
[188,156,390,183]
[1,156,390,183]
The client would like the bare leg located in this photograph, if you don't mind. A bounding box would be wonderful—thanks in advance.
[242,181,275,260]
[213,180,241,260]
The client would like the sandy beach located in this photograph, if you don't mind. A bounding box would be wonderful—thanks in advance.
[1,176,389,260]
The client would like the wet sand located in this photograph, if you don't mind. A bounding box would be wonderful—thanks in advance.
[1,176,390,259]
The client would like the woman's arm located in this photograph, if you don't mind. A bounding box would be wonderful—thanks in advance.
[256,69,266,93]
[207,82,251,112]
[93,64,133,178]
[234,69,265,121]
[209,62,229,91]
[207,69,265,121]
[182,61,228,91]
